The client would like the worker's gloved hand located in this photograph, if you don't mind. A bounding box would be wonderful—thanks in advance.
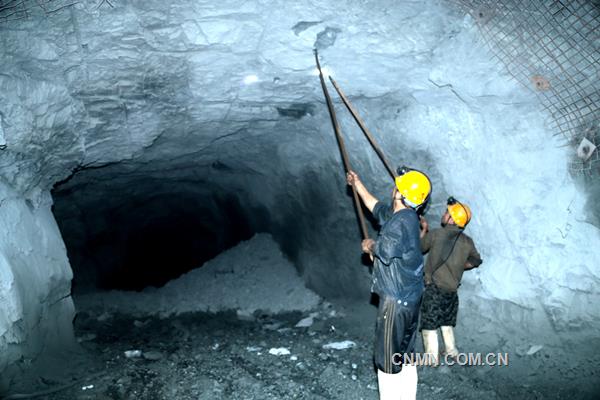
[361,238,375,254]
[346,170,360,186]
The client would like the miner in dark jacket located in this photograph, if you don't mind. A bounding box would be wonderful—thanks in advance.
[347,167,431,400]
[419,196,482,364]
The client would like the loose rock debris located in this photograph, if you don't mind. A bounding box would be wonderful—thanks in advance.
[9,304,598,400]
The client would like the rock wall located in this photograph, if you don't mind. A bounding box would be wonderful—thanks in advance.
[0,183,75,390]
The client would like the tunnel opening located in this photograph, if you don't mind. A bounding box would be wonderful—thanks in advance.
[51,171,263,293]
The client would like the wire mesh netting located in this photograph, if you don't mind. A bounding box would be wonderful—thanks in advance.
[0,0,79,21]
[0,0,114,22]
[451,0,600,176]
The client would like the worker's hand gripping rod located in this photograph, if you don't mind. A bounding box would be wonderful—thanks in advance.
[314,49,370,240]
[328,76,396,180]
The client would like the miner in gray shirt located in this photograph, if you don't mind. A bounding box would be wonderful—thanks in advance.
[419,196,482,364]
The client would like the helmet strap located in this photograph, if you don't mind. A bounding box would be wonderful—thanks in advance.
[400,197,409,209]
[399,196,416,210]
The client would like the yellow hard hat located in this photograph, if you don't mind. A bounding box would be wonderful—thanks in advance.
[394,169,432,208]
[447,197,472,228]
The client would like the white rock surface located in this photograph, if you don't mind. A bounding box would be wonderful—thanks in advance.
[75,234,321,315]
[0,183,75,389]
[322,340,356,350]
[526,345,544,356]
[295,315,316,328]
[269,347,291,356]
[124,350,142,359]
[391,19,600,338]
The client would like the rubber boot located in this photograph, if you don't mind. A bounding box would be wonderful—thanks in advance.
[441,326,459,358]
[397,364,418,400]
[377,369,398,400]
[421,329,439,366]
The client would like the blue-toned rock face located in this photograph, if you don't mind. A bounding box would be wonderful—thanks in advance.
[0,0,598,390]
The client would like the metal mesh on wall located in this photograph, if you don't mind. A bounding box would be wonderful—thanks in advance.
[0,0,80,21]
[451,0,600,175]
[0,0,113,22]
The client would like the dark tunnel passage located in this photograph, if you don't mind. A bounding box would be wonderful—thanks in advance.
[47,149,355,298]
[51,176,267,293]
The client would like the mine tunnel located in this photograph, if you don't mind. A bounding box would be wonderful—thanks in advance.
[1,0,600,399]
[53,175,260,292]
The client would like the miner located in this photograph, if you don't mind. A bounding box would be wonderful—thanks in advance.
[347,166,431,400]
[419,196,482,365]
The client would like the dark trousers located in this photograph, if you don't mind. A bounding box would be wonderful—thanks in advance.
[373,296,421,374]
[419,284,459,330]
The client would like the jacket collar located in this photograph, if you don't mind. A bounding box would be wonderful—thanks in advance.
[443,224,463,233]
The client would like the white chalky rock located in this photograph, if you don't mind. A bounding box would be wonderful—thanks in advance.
[124,350,142,358]
[323,341,356,350]
[269,347,291,356]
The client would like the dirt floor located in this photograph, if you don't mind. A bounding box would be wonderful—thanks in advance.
[4,300,600,400]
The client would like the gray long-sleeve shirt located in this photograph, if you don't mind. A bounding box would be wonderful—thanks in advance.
[370,202,424,303]
[421,225,482,292]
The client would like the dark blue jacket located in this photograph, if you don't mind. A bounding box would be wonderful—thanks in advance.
[371,202,425,303]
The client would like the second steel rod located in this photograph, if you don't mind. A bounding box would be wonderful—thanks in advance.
[314,50,369,240]
[329,75,396,180]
